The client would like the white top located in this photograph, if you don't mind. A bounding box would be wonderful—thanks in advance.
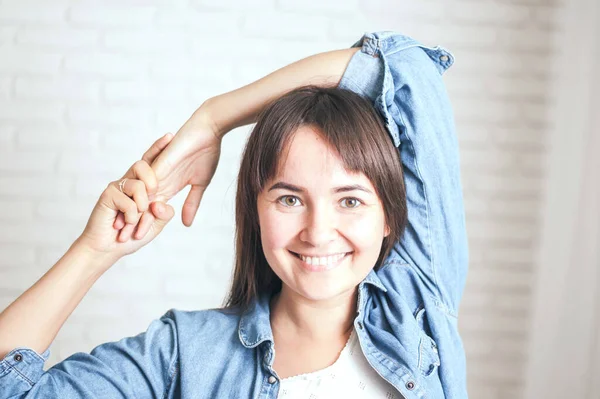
[277,328,402,399]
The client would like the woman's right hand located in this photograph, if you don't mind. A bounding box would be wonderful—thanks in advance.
[112,111,223,244]
[151,112,223,227]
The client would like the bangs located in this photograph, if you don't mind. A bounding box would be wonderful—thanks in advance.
[250,86,400,201]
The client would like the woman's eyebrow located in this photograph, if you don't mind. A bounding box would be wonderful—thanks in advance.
[268,181,373,194]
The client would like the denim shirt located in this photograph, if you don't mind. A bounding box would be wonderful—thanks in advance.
[1,31,468,399]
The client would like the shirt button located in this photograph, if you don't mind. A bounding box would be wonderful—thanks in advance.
[268,376,277,384]
[14,354,23,362]
[440,55,449,62]
[406,381,415,390]
[357,321,363,330]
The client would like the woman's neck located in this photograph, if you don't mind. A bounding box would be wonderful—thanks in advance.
[269,286,358,343]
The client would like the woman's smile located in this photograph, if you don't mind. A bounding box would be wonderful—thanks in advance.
[288,250,353,272]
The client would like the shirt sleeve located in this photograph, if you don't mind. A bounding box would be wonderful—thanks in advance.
[339,31,469,313]
[0,310,179,398]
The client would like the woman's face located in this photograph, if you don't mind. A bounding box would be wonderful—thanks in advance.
[257,125,390,302]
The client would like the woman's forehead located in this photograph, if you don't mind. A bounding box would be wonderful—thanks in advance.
[273,126,375,191]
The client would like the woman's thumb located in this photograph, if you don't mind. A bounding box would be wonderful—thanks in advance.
[151,201,175,223]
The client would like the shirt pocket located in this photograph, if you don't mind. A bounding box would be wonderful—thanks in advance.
[418,331,440,377]
[414,307,441,378]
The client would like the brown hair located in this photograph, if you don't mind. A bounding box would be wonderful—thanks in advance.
[222,86,407,312]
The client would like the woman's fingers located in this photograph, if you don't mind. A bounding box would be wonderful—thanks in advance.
[113,212,125,230]
[117,161,158,240]
[110,177,151,241]
[151,201,175,223]
[132,201,174,240]
[120,178,149,213]
[142,133,173,165]
[133,210,154,240]
[182,185,206,227]
[104,186,141,226]
[114,133,174,241]
[118,223,137,243]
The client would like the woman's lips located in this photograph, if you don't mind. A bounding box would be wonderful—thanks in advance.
[288,250,352,272]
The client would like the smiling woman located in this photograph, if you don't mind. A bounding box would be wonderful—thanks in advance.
[0,31,467,399]
[225,86,408,311]
[223,86,410,387]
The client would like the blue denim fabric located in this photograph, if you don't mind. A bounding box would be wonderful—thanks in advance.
[0,31,468,399]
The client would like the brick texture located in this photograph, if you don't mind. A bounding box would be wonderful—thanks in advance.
[0,0,564,397]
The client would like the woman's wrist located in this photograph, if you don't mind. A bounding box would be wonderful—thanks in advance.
[70,237,119,276]
[191,99,226,139]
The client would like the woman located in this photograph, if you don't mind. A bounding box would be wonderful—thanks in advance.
[0,32,468,398]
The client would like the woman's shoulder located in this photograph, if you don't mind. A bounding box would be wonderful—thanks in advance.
[164,307,243,338]
[160,307,250,360]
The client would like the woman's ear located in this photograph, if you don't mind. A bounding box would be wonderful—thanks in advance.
[384,224,391,237]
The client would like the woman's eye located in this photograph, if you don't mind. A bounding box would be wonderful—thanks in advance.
[341,198,362,209]
[278,196,302,207]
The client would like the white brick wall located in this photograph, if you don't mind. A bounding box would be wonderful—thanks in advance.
[0,1,565,397]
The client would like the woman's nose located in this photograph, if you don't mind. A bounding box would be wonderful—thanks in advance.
[299,208,338,246]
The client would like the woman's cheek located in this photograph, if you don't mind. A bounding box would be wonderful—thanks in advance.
[261,211,300,249]
[343,212,386,245]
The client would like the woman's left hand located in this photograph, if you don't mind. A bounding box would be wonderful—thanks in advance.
[77,133,176,261]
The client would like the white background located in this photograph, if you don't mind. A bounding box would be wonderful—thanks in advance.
[0,0,567,398]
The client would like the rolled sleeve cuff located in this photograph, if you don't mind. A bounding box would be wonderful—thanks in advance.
[338,38,383,103]
[338,32,401,147]
[1,347,50,388]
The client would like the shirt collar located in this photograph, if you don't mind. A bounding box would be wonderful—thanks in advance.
[361,268,387,293]
[238,291,274,348]
[237,269,387,348]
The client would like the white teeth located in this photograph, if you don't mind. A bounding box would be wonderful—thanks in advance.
[297,253,347,266]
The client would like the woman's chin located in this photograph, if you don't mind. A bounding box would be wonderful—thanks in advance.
[290,281,356,303]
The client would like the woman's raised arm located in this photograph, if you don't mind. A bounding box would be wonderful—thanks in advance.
[148,48,360,228]
[202,48,360,136]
